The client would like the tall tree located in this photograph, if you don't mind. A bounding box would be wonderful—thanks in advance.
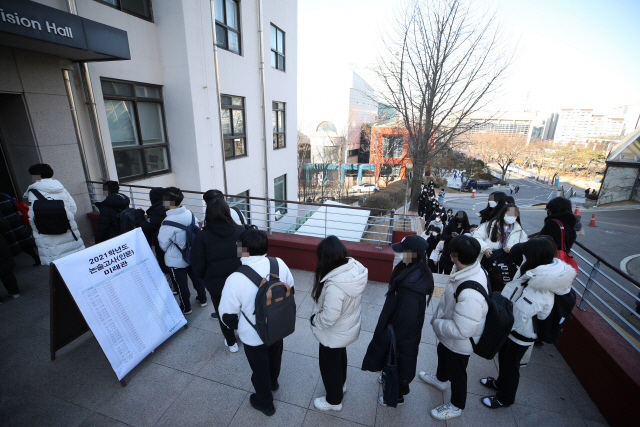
[371,0,513,210]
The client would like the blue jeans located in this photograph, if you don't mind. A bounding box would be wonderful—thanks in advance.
[168,265,207,311]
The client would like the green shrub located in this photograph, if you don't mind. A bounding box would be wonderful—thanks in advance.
[362,179,407,212]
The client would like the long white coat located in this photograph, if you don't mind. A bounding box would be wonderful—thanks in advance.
[24,179,85,265]
[311,258,368,348]
[502,258,576,346]
[472,220,528,260]
[431,260,489,355]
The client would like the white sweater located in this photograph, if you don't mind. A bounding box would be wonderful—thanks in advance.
[218,255,295,346]
[472,220,528,260]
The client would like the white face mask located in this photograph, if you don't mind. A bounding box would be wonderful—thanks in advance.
[488,201,497,208]
[504,215,517,225]
[435,218,441,222]
[432,232,438,236]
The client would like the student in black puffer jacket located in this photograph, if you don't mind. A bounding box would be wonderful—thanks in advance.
[191,199,245,351]
[362,235,434,407]
[0,217,20,303]
[0,193,39,265]
[538,197,576,252]
[137,187,167,272]
[95,181,130,244]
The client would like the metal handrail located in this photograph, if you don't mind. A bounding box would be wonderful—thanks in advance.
[573,241,640,290]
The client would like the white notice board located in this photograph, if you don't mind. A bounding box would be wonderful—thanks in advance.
[53,228,186,380]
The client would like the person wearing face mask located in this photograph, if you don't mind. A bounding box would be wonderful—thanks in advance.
[430,204,446,223]
[478,192,507,224]
[438,189,446,205]
[472,204,528,263]
[438,211,471,274]
[428,215,444,233]
[446,209,454,226]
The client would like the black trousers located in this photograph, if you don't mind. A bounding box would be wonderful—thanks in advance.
[210,292,236,346]
[318,344,347,405]
[496,339,529,405]
[436,343,470,409]
[244,339,284,408]
[23,247,40,264]
[0,270,19,302]
[168,266,207,311]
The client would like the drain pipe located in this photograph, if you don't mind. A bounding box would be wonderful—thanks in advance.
[257,0,271,232]
[66,0,109,181]
[208,1,228,194]
[62,70,94,207]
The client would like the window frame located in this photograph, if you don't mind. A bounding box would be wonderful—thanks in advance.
[101,77,172,182]
[214,0,242,55]
[270,23,285,71]
[221,94,247,160]
[228,190,251,225]
[274,174,287,218]
[94,0,154,22]
[272,101,286,149]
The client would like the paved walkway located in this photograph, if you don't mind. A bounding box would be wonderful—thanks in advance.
[0,255,608,426]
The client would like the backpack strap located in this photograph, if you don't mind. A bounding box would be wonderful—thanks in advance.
[237,265,264,288]
[29,189,47,201]
[267,256,279,278]
[454,280,491,306]
[162,220,188,252]
[231,206,245,226]
[551,219,567,252]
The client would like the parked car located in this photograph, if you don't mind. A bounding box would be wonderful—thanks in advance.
[351,183,380,193]
[463,179,494,189]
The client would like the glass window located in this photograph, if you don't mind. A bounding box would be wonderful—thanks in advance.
[228,190,250,224]
[272,101,285,149]
[270,24,285,71]
[214,0,241,54]
[102,79,171,180]
[221,95,246,159]
[95,0,153,21]
[381,135,404,158]
[274,174,287,217]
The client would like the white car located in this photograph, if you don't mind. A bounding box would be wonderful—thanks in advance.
[351,183,380,193]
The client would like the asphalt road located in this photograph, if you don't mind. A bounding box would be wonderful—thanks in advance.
[440,174,640,340]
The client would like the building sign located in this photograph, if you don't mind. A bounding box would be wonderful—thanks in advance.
[0,0,130,61]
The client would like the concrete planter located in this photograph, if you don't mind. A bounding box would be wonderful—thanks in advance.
[585,198,597,208]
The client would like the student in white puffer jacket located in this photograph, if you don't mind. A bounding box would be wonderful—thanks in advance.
[472,204,528,262]
[310,236,368,412]
[24,164,85,265]
[419,235,488,421]
[479,236,576,409]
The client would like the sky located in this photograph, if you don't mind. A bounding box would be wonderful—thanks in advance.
[297,0,640,125]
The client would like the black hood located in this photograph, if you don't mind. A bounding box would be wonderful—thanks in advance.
[149,187,164,205]
[204,219,241,237]
[97,193,130,209]
[392,262,430,296]
[545,212,576,228]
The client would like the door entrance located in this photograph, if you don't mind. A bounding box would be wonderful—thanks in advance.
[0,139,18,199]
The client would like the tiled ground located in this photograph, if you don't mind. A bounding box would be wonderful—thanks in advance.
[0,255,608,426]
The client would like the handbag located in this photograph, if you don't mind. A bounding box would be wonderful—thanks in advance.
[381,324,400,407]
[551,219,578,273]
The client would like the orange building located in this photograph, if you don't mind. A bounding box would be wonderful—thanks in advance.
[368,123,411,184]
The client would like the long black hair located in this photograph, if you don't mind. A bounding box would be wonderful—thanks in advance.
[388,251,434,305]
[519,236,558,275]
[481,191,507,223]
[489,204,520,244]
[312,236,349,302]
[453,210,470,230]
[204,198,237,228]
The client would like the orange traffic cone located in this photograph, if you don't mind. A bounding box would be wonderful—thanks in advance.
[574,204,580,215]
[588,214,596,227]
[471,189,476,198]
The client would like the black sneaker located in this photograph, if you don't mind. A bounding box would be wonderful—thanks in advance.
[249,393,275,416]
[211,312,219,320]
[195,297,208,307]
[271,381,279,392]
[179,305,192,315]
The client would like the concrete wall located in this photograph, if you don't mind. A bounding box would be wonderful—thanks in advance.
[597,166,640,205]
[0,47,94,241]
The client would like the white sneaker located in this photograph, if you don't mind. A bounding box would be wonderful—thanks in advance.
[343,384,347,394]
[378,395,404,407]
[419,372,447,391]
[225,340,239,353]
[313,396,342,412]
[430,403,462,420]
[11,294,20,299]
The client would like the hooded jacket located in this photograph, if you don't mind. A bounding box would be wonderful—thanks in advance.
[191,219,244,295]
[502,258,576,346]
[95,193,130,244]
[158,206,196,268]
[138,188,167,245]
[0,194,36,256]
[472,220,528,260]
[310,258,368,348]
[362,262,433,384]
[539,212,577,252]
[431,260,489,355]
[24,179,85,265]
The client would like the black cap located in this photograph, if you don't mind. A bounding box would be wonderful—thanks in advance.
[392,234,428,257]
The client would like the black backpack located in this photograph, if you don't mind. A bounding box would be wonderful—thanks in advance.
[29,189,78,240]
[163,213,200,264]
[238,257,296,346]
[481,249,518,293]
[454,278,514,360]
[118,208,143,233]
[535,289,577,344]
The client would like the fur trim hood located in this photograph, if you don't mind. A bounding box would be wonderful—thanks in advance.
[518,258,576,295]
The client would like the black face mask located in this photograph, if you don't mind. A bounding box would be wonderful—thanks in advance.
[456,218,463,224]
